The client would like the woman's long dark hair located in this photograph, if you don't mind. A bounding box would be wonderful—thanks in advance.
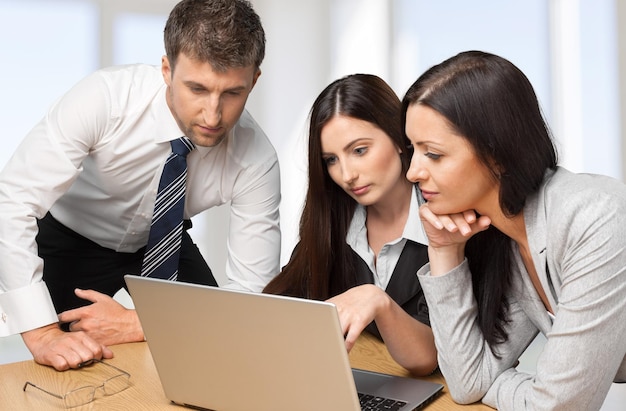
[264,74,411,300]
[402,51,557,353]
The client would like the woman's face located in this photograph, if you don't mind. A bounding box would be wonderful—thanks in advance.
[404,104,499,216]
[320,115,404,206]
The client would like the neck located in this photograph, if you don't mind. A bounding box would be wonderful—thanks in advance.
[471,183,527,244]
[366,179,413,224]
[489,209,528,248]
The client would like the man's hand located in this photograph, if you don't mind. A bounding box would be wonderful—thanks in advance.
[57,289,144,346]
[21,323,113,371]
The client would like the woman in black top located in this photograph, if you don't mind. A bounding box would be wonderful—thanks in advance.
[264,74,436,375]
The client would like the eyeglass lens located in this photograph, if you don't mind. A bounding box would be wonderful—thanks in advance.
[63,374,130,408]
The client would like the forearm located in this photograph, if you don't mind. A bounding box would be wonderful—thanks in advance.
[102,308,145,344]
[417,261,533,404]
[374,299,437,376]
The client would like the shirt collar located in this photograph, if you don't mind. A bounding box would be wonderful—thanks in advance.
[153,87,186,144]
[404,186,429,246]
[346,203,367,247]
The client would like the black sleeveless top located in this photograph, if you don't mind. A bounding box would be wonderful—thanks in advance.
[352,239,430,339]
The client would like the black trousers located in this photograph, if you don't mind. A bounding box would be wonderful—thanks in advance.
[37,212,217,313]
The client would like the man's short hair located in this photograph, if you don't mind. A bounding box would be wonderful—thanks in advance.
[164,0,265,72]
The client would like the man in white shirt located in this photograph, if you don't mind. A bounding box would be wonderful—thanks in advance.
[0,0,281,371]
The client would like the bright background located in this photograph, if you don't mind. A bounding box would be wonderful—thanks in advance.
[1,1,625,407]
[1,0,623,279]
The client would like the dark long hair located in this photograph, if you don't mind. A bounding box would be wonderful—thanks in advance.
[264,74,410,299]
[402,51,557,352]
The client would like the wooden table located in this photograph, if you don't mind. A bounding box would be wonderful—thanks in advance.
[0,333,491,410]
[349,332,490,410]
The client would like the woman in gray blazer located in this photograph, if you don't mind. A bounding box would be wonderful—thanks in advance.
[402,50,626,410]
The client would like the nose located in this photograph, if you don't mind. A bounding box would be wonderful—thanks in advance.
[406,153,428,183]
[203,95,222,127]
[340,161,357,184]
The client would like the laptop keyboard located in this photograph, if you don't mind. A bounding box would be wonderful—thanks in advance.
[358,393,408,410]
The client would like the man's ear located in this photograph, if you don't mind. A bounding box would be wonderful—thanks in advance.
[251,69,262,90]
[161,55,172,86]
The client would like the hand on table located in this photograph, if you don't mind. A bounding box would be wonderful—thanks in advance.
[57,288,145,346]
[21,323,113,371]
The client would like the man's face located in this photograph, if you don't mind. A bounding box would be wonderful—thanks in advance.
[162,52,260,147]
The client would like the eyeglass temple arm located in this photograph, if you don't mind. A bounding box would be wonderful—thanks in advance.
[23,381,64,400]
[92,359,131,377]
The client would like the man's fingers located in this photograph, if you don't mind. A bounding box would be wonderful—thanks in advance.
[57,308,82,324]
[67,320,81,332]
[73,288,104,303]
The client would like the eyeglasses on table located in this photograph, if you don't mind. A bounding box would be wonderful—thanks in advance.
[23,359,131,408]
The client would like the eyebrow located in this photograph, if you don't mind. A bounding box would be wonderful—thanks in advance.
[413,140,444,148]
[321,138,372,156]
[183,80,247,93]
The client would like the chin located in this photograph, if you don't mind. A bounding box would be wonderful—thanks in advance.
[354,196,378,207]
[194,135,227,148]
[427,202,461,216]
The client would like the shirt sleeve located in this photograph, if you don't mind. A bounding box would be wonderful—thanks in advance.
[0,71,109,335]
[221,154,281,292]
[417,261,538,406]
[418,196,626,411]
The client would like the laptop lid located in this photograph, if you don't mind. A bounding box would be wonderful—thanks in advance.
[125,275,442,411]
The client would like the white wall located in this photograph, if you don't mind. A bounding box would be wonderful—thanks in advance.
[1,0,622,283]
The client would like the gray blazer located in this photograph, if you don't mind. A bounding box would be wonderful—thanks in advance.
[418,167,626,410]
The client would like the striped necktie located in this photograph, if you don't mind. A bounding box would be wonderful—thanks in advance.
[141,137,195,280]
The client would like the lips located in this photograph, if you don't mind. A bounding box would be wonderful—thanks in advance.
[420,189,437,201]
[198,124,222,135]
[351,185,370,196]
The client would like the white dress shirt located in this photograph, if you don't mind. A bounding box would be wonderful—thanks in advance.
[346,187,428,290]
[0,64,281,336]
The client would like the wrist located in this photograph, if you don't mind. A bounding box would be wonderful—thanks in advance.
[129,310,146,342]
[360,284,391,317]
[21,323,61,347]
[427,245,465,276]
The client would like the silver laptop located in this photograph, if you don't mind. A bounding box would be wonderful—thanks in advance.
[125,275,443,411]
